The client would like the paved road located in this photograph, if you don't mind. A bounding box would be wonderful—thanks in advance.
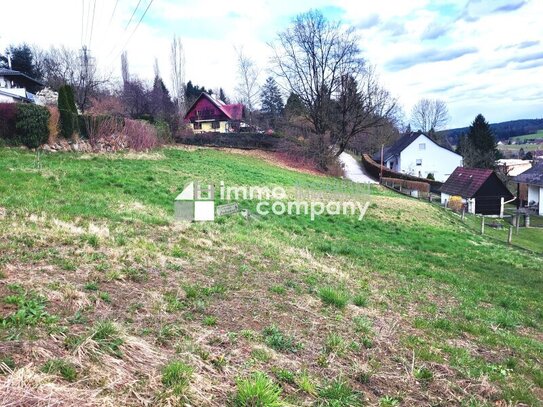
[338,152,377,184]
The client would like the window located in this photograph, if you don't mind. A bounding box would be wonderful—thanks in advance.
[212,121,220,129]
[419,143,426,150]
[416,159,422,166]
[193,122,202,130]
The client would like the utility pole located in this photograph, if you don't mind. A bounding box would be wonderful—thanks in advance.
[79,46,93,112]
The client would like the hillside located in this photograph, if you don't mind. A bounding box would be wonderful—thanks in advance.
[0,147,542,406]
[439,118,543,143]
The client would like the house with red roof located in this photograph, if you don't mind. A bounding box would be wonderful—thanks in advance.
[183,92,246,133]
[440,167,515,216]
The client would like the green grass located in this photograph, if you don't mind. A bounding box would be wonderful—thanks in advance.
[161,360,193,395]
[233,372,283,407]
[318,286,350,309]
[510,129,543,142]
[41,359,78,381]
[0,146,541,405]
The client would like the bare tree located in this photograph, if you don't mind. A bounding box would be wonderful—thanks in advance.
[170,35,186,114]
[235,47,260,113]
[410,98,449,133]
[40,45,108,112]
[270,10,397,156]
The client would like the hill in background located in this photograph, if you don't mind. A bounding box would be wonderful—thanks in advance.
[439,118,543,144]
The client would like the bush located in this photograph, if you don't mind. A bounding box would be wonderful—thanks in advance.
[46,106,60,144]
[14,104,50,148]
[124,119,159,151]
[0,103,17,143]
[80,115,125,143]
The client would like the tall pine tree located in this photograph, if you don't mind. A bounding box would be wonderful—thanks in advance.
[260,77,284,129]
[460,114,497,168]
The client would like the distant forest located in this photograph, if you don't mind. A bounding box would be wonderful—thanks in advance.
[438,118,543,144]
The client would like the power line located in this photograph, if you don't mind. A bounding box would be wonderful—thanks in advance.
[125,0,143,30]
[108,0,120,28]
[85,0,92,47]
[88,0,97,48]
[107,0,155,70]
[81,0,85,47]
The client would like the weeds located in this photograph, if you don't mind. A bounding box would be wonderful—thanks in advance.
[162,360,193,395]
[262,325,302,353]
[233,372,283,407]
[318,286,350,309]
[41,359,78,382]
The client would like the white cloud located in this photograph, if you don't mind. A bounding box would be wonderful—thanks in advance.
[0,0,541,127]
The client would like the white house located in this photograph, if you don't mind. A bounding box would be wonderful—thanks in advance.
[0,68,44,104]
[514,161,543,215]
[373,133,463,182]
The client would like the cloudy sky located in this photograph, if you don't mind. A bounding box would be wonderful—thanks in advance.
[1,0,542,128]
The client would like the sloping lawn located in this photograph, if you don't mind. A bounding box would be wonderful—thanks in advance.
[0,146,541,406]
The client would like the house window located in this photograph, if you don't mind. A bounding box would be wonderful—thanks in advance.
[193,122,202,130]
[416,159,422,166]
[419,143,426,150]
[212,121,220,129]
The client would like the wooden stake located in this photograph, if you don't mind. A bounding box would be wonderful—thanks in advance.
[508,225,513,244]
[481,216,485,235]
[461,207,465,221]
[516,214,520,234]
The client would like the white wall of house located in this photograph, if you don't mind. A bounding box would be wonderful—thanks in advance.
[440,192,476,213]
[398,134,462,182]
[527,184,543,215]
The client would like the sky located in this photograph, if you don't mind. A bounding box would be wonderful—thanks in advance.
[0,0,542,128]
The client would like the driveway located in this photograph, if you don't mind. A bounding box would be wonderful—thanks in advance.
[338,152,377,184]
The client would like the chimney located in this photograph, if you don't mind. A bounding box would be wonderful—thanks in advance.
[7,51,12,69]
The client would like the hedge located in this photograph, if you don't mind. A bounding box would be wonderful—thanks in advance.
[0,103,50,148]
[361,154,443,193]
[177,132,283,151]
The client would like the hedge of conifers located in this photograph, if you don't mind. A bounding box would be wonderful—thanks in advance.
[176,132,283,151]
[361,153,443,193]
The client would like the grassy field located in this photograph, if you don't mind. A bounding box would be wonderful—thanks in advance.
[510,130,543,143]
[0,146,542,406]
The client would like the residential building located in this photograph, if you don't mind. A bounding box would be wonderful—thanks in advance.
[0,68,44,104]
[184,92,246,133]
[373,133,463,182]
[513,161,543,215]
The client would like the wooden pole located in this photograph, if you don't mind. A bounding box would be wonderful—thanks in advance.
[461,207,465,221]
[516,214,520,234]
[380,144,384,182]
[481,216,485,235]
[508,225,513,244]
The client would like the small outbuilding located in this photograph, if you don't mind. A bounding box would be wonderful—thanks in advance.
[440,167,515,216]
[513,161,543,215]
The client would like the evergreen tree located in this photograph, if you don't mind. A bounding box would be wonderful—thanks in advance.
[260,77,284,128]
[58,85,79,138]
[1,44,42,92]
[462,114,497,168]
[284,92,305,119]
[219,88,229,104]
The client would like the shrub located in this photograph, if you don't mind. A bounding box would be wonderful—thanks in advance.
[47,106,60,144]
[124,119,159,151]
[14,104,50,148]
[81,115,124,144]
[0,103,17,143]
[448,195,464,213]
[233,372,283,407]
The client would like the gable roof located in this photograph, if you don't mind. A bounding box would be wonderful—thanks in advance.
[440,167,497,197]
[373,132,460,161]
[513,161,543,187]
[184,92,244,121]
[0,68,45,87]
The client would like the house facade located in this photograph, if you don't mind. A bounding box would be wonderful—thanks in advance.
[0,68,44,104]
[513,161,543,215]
[184,92,245,133]
[374,133,463,182]
[440,167,515,216]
